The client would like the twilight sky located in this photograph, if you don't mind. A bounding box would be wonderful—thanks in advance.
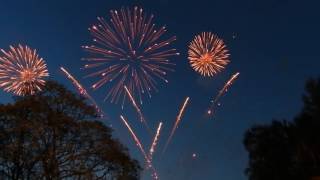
[0,0,320,179]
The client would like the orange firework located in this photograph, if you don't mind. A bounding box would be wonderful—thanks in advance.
[0,45,49,96]
[83,6,179,105]
[162,97,190,154]
[188,32,230,76]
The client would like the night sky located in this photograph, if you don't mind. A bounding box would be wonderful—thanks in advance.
[1,0,320,179]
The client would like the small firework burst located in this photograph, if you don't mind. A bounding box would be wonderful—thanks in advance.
[188,32,230,77]
[83,6,179,105]
[0,45,49,96]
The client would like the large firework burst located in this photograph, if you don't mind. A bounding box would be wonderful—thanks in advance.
[188,32,230,77]
[0,45,49,96]
[83,6,179,105]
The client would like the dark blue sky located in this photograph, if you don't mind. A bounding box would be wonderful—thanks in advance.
[1,0,320,179]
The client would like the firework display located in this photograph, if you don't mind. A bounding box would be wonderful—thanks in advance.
[163,97,190,154]
[188,32,230,77]
[83,6,179,105]
[0,45,49,96]
[0,5,241,180]
[207,72,240,115]
[60,67,106,117]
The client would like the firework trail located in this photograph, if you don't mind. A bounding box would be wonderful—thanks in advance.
[83,6,179,106]
[124,85,152,134]
[119,115,148,161]
[162,97,190,154]
[188,32,230,77]
[60,67,106,118]
[149,122,163,160]
[124,86,150,121]
[207,72,240,115]
[120,115,159,179]
[0,45,49,96]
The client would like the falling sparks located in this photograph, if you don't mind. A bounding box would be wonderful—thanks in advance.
[60,67,106,118]
[149,122,163,160]
[207,72,240,115]
[83,6,179,106]
[119,115,148,160]
[188,32,230,77]
[124,85,151,133]
[0,45,49,96]
[120,115,159,179]
[124,85,144,121]
[163,97,190,154]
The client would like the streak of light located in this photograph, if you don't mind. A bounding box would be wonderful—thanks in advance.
[207,72,240,115]
[149,122,163,160]
[124,85,152,134]
[120,115,159,179]
[162,97,190,154]
[60,67,106,118]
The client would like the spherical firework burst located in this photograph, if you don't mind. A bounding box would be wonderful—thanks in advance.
[83,6,179,105]
[0,45,49,96]
[188,32,230,77]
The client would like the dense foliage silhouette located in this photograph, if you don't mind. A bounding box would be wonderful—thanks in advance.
[244,78,320,180]
[0,81,141,180]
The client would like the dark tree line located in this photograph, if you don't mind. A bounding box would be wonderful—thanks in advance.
[244,78,320,180]
[0,81,141,180]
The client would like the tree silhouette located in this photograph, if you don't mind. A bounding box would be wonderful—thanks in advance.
[0,81,141,180]
[244,78,320,180]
